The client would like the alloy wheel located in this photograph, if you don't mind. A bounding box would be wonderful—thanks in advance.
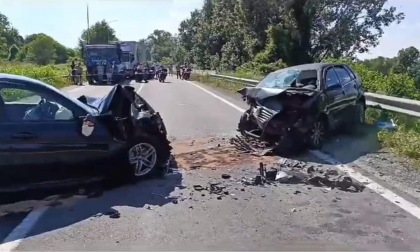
[310,121,325,147]
[128,143,157,177]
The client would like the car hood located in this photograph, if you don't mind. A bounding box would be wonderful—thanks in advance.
[78,84,138,115]
[237,86,317,100]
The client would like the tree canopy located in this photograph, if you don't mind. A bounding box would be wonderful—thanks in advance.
[0,12,75,65]
[79,20,118,46]
[176,0,404,69]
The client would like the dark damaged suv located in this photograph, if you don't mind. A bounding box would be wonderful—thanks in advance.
[238,63,366,153]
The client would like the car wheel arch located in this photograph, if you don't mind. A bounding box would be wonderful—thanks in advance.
[317,112,330,131]
[358,95,366,108]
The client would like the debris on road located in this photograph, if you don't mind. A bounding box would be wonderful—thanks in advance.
[221,174,231,179]
[172,137,278,171]
[229,135,274,156]
[103,208,121,219]
[376,119,397,131]
[239,159,365,192]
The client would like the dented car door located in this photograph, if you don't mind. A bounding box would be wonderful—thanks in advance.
[323,66,346,128]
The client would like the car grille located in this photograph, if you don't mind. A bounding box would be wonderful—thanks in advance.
[253,106,274,123]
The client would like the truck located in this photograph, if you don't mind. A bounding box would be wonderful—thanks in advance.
[82,43,124,85]
[119,41,141,79]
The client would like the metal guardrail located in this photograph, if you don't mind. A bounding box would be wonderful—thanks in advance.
[205,73,420,118]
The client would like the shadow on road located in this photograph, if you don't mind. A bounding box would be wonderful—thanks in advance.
[313,124,381,164]
[0,168,184,243]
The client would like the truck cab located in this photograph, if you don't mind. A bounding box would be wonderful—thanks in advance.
[82,44,123,84]
[121,51,135,79]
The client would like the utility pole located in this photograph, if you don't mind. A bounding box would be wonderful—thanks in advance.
[86,3,91,44]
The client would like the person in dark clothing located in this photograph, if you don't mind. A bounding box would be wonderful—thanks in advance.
[70,60,76,84]
[176,64,181,79]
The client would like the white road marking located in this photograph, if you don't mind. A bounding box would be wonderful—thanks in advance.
[186,80,420,221]
[0,207,48,251]
[309,150,420,219]
[186,81,245,113]
[137,83,145,93]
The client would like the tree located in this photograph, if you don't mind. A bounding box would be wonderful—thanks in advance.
[147,30,174,62]
[361,56,397,75]
[18,33,69,64]
[26,35,56,65]
[24,33,48,44]
[171,36,188,64]
[7,44,19,61]
[396,46,419,70]
[54,42,69,64]
[177,0,405,69]
[0,12,23,58]
[79,20,118,46]
[0,36,7,58]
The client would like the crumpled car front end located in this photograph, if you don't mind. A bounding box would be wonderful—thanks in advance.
[237,86,318,154]
[78,84,172,178]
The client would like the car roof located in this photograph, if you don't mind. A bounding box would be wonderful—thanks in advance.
[272,63,339,73]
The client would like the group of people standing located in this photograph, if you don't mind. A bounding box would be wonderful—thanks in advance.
[70,60,83,86]
[175,64,192,80]
[96,61,119,85]
[70,60,120,85]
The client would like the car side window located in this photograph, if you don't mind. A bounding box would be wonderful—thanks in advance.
[344,65,357,80]
[334,66,352,84]
[0,87,74,122]
[325,68,340,87]
[0,88,41,104]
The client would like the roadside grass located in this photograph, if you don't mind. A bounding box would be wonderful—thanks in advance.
[0,61,74,101]
[192,72,420,168]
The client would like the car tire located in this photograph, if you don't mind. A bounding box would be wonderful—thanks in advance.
[306,117,327,150]
[126,135,171,179]
[343,102,366,134]
[355,102,366,125]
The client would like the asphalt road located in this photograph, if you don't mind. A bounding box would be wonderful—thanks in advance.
[1,76,420,251]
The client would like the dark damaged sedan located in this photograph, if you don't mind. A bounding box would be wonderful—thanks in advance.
[238,63,366,154]
[0,73,172,192]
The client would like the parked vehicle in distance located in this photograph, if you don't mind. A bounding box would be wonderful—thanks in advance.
[120,41,141,79]
[0,74,172,193]
[134,65,149,83]
[183,68,192,80]
[159,68,168,82]
[237,63,366,154]
[148,66,156,80]
[82,43,124,85]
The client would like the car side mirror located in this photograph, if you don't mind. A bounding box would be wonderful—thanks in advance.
[326,82,341,91]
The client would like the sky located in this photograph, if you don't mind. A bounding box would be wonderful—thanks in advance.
[1,0,419,60]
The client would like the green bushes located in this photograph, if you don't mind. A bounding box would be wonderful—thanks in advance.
[0,61,71,101]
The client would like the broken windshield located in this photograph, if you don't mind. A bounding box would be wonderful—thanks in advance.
[256,69,300,89]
